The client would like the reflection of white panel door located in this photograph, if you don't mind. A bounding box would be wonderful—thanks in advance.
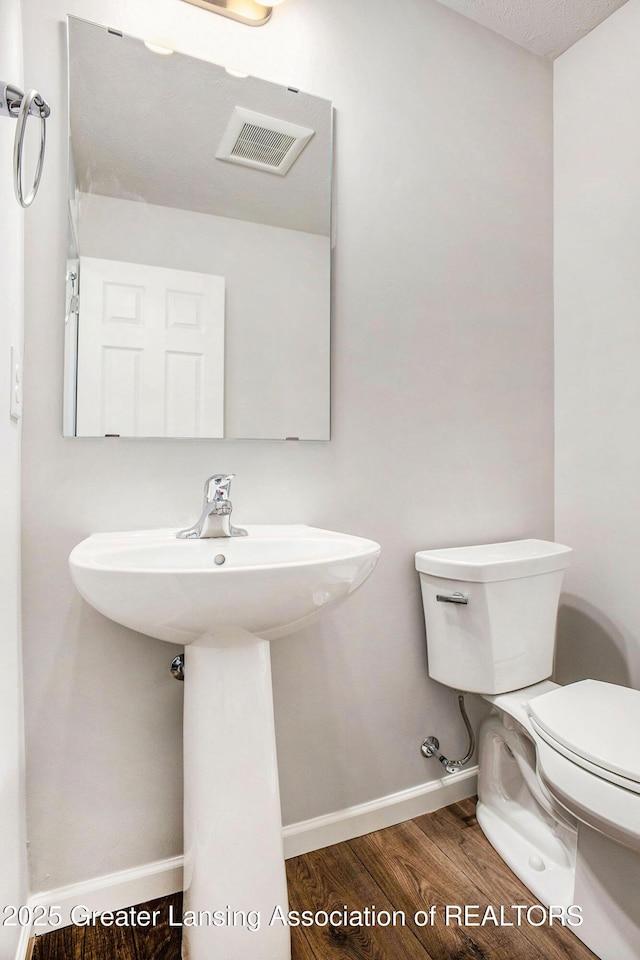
[76,257,225,437]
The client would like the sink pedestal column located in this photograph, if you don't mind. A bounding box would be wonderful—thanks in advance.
[182,627,290,960]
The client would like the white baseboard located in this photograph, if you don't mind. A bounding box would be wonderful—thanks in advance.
[17,769,476,953]
[282,766,478,858]
[27,856,183,937]
[14,923,34,960]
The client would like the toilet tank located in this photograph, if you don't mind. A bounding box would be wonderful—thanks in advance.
[415,540,572,695]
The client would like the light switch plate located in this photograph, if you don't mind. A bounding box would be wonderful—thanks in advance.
[10,346,22,421]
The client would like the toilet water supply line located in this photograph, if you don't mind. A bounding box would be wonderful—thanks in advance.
[421,693,475,774]
[172,659,476,773]
[174,653,476,773]
[173,656,475,773]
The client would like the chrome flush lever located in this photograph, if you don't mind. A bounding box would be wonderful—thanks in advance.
[436,592,469,604]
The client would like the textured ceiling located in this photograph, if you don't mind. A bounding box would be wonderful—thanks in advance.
[68,17,332,235]
[433,0,630,58]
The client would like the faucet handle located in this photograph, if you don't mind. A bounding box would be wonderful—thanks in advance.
[204,473,235,503]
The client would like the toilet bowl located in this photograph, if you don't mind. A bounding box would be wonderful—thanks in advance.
[415,539,640,960]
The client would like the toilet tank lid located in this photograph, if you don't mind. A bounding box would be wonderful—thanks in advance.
[528,680,640,787]
[415,539,572,582]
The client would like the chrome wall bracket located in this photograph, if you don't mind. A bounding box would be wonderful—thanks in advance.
[170,655,185,681]
[0,84,23,119]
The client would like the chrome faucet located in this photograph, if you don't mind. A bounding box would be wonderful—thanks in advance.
[176,474,247,539]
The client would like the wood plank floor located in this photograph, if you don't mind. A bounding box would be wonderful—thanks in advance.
[31,799,597,960]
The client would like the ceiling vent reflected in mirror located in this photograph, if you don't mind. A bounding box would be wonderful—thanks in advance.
[216,107,315,175]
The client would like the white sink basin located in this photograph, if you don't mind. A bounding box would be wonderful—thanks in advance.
[69,524,380,644]
[69,521,380,960]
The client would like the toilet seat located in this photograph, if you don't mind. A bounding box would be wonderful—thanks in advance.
[528,679,640,791]
[533,736,640,853]
[527,680,640,853]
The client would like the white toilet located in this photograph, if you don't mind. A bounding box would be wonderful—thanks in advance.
[415,539,640,960]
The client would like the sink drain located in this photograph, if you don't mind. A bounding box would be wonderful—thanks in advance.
[214,554,226,565]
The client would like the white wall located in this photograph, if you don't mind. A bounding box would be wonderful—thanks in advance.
[0,0,28,954]
[555,0,640,690]
[21,0,554,893]
[76,192,330,439]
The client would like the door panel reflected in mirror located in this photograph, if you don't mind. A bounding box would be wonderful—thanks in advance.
[64,16,332,440]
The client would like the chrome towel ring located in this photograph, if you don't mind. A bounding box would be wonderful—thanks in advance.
[1,81,51,208]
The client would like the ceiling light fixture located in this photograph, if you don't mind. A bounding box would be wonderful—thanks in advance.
[144,41,174,55]
[181,0,285,27]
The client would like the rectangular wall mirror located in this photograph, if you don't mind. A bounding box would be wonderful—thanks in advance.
[64,16,332,440]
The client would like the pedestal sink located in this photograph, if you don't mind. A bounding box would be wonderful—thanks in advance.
[69,525,380,960]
